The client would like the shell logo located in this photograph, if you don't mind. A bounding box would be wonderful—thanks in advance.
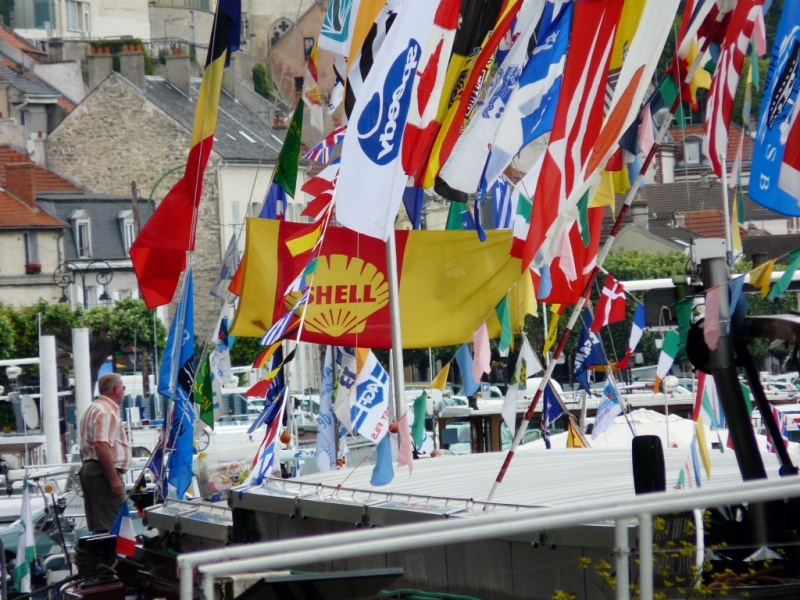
[285,255,388,337]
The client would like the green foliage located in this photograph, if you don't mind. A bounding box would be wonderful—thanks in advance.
[229,336,262,367]
[731,54,770,127]
[253,64,272,99]
[0,313,12,359]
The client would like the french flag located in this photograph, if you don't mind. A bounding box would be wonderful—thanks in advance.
[110,502,136,557]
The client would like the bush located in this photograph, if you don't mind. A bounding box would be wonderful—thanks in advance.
[253,64,271,99]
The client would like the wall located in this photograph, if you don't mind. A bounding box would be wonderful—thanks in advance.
[32,62,86,103]
[17,0,151,40]
[149,5,214,66]
[46,73,221,333]
[0,229,64,307]
[245,0,316,61]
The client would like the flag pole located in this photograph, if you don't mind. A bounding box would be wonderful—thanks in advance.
[485,25,724,501]
[386,229,407,425]
[720,153,734,268]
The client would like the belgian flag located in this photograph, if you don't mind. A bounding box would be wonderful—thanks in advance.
[131,0,241,308]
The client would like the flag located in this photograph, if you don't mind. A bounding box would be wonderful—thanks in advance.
[639,104,655,157]
[436,0,547,199]
[259,291,309,346]
[767,406,789,453]
[130,0,240,308]
[472,322,491,381]
[303,126,347,163]
[566,417,589,448]
[193,354,214,428]
[592,374,623,439]
[247,347,293,432]
[13,478,34,593]
[732,195,743,255]
[210,235,240,299]
[412,391,427,447]
[671,0,716,112]
[495,296,512,354]
[402,186,424,229]
[351,350,391,442]
[334,347,357,431]
[397,412,414,475]
[654,329,680,394]
[316,346,336,472]
[749,259,775,297]
[259,183,287,220]
[492,176,515,230]
[521,0,624,272]
[703,0,764,178]
[480,2,573,194]
[456,343,480,397]
[768,248,800,301]
[690,434,703,487]
[301,162,339,220]
[543,303,560,355]
[329,57,345,113]
[319,0,361,56]
[431,363,449,392]
[541,382,565,449]
[158,270,195,499]
[617,303,644,370]
[336,0,439,241]
[695,417,712,480]
[244,410,283,486]
[401,0,462,186]
[370,432,394,485]
[574,312,605,394]
[109,502,136,558]
[253,341,281,370]
[210,316,233,386]
[590,276,627,333]
[302,41,324,132]
[274,101,304,198]
[704,285,721,351]
[502,337,542,435]
[693,371,722,429]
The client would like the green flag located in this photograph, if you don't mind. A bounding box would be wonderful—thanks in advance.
[193,355,214,428]
[445,201,465,230]
[495,296,512,353]
[577,191,590,248]
[768,248,800,301]
[659,77,686,129]
[740,383,753,416]
[412,392,427,448]
[750,43,759,90]
[273,101,304,197]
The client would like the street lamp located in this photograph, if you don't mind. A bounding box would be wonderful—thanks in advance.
[53,261,114,310]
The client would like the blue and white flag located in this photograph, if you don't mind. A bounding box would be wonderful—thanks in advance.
[455,343,480,396]
[210,235,239,300]
[318,0,359,57]
[316,346,337,472]
[335,0,439,240]
[592,375,622,439]
[750,1,800,215]
[260,290,309,345]
[574,312,605,394]
[259,182,287,219]
[158,269,195,499]
[541,382,565,449]
[247,346,291,434]
[437,0,546,198]
[370,431,394,486]
[350,350,390,443]
[402,186,424,229]
[244,414,283,486]
[492,175,516,229]
[481,1,573,194]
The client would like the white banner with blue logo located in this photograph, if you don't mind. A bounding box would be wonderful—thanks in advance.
[750,1,800,215]
[316,346,337,472]
[350,350,390,443]
[592,374,623,440]
[336,0,438,241]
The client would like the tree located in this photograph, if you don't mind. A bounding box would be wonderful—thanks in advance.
[252,64,272,99]
[0,313,12,359]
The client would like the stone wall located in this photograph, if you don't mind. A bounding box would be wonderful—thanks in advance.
[45,73,222,334]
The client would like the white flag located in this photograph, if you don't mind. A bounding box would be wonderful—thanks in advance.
[334,347,356,432]
[210,235,239,300]
[335,0,439,240]
[316,347,337,472]
[14,479,35,593]
[350,350,391,443]
[592,374,623,439]
[502,338,543,435]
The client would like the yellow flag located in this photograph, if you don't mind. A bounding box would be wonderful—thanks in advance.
[590,170,617,210]
[731,200,742,256]
[543,304,560,355]
[749,259,775,298]
[695,421,712,480]
[653,376,661,395]
[566,418,589,448]
[431,363,450,392]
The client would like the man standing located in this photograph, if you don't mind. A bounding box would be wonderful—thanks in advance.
[78,373,132,533]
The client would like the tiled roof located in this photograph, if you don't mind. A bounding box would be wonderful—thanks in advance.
[674,208,749,239]
[669,123,755,166]
[144,76,284,162]
[0,27,48,59]
[742,234,800,263]
[0,189,67,228]
[0,145,79,192]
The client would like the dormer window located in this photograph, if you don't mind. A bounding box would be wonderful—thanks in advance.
[118,210,135,256]
[70,209,92,259]
[683,137,702,165]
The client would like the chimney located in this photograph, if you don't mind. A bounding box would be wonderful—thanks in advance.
[88,47,113,91]
[119,44,146,91]
[631,197,649,230]
[6,161,37,207]
[222,53,236,98]
[674,211,685,228]
[48,38,64,63]
[699,172,710,189]
[752,252,769,268]
[165,52,191,97]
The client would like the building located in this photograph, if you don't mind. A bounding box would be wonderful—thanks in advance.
[12,0,150,42]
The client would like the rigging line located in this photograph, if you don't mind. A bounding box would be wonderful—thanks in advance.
[673,21,696,247]
[592,278,622,367]
[597,267,645,306]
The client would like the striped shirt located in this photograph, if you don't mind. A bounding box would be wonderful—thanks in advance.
[79,396,131,471]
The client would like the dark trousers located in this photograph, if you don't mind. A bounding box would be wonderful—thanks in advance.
[78,460,124,533]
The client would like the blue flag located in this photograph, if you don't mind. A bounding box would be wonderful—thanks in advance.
[541,383,565,449]
[455,344,480,396]
[370,433,394,486]
[259,182,287,219]
[574,312,605,393]
[247,346,289,434]
[749,1,800,215]
[402,186,424,230]
[158,270,195,499]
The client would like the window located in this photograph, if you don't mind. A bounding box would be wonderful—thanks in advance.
[270,18,293,47]
[118,210,135,256]
[295,77,303,93]
[77,222,91,258]
[303,38,314,61]
[33,0,51,29]
[684,141,701,165]
[232,202,241,238]
[24,231,39,265]
[66,0,79,30]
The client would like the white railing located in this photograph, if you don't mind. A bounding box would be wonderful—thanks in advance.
[177,475,800,600]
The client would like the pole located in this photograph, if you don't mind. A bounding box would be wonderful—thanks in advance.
[615,519,630,600]
[719,155,733,267]
[386,230,406,422]
[72,327,92,441]
[40,335,63,464]
[639,513,653,600]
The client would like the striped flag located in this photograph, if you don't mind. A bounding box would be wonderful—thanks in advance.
[616,303,644,370]
[302,40,324,131]
[492,175,515,230]
[110,502,137,558]
[703,0,764,178]
[654,330,680,394]
[244,411,284,486]
[767,406,789,453]
[13,478,34,593]
[260,291,309,346]
[130,0,240,308]
[693,371,722,429]
[303,126,346,163]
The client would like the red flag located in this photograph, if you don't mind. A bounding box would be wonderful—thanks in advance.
[590,276,627,332]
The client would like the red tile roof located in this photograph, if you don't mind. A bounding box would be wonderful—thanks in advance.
[676,208,748,239]
[0,145,79,192]
[0,189,66,228]
[0,27,48,59]
[670,123,755,166]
